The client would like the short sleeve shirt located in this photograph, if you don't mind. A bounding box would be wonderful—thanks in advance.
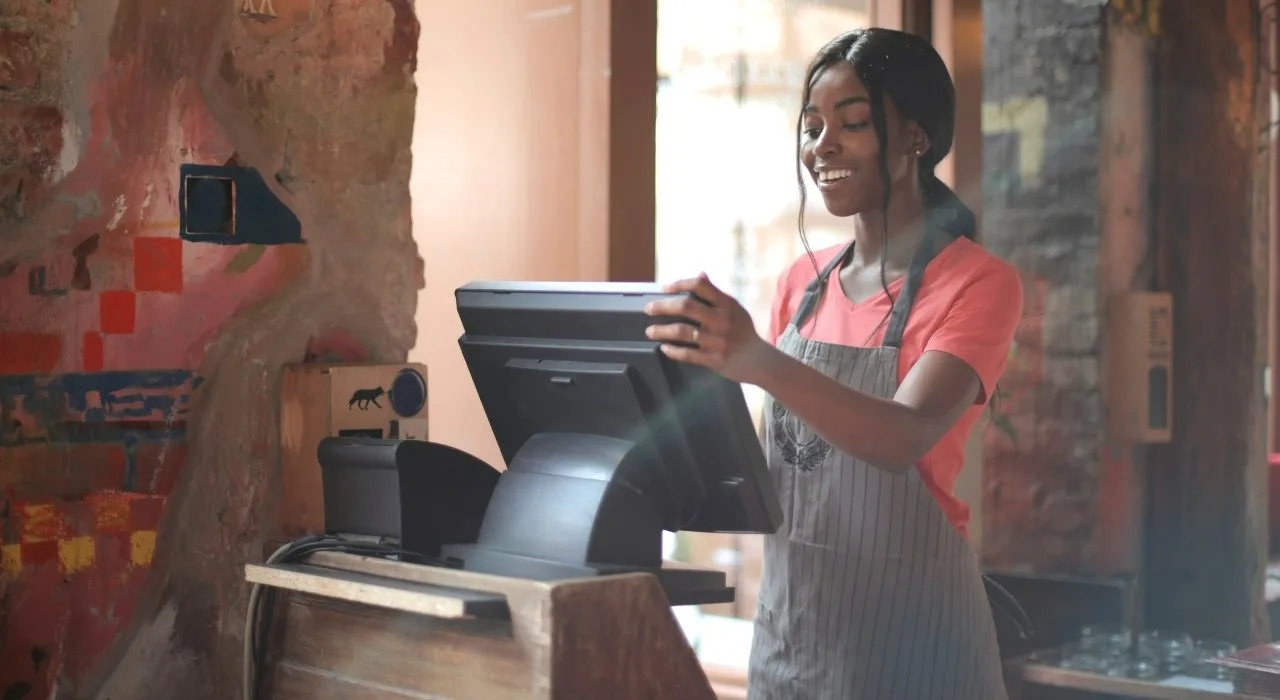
[769,238,1024,538]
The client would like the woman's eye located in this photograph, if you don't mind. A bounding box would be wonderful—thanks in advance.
[803,127,822,139]
[843,121,870,132]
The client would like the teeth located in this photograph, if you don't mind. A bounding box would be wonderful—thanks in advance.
[819,169,852,182]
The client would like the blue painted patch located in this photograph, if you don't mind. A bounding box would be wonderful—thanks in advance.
[178,163,303,246]
[0,370,202,446]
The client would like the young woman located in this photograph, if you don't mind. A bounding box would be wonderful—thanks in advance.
[645,29,1024,699]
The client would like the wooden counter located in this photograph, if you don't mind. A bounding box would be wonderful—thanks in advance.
[245,551,718,700]
[1005,648,1271,700]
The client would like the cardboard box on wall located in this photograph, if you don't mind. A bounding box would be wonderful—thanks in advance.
[1106,292,1173,443]
[280,362,429,534]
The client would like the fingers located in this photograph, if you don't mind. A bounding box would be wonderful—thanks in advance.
[657,343,713,368]
[645,322,726,352]
[662,274,725,305]
[645,322,696,344]
[645,294,718,326]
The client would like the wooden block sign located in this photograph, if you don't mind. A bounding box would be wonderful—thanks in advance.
[280,362,429,534]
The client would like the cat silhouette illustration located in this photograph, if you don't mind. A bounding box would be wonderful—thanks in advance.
[348,386,385,410]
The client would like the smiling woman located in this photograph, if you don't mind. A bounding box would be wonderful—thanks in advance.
[647,27,1023,700]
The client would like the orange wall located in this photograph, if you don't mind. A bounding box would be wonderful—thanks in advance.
[410,0,656,467]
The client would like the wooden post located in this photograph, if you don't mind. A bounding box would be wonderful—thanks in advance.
[1144,0,1270,645]
[577,0,657,283]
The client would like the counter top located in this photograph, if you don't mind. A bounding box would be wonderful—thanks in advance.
[1006,648,1270,700]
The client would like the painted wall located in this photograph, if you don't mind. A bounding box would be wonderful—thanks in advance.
[409,0,588,468]
[410,0,656,470]
[0,0,420,696]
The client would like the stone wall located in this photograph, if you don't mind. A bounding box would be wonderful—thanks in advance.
[980,0,1107,572]
[0,0,420,696]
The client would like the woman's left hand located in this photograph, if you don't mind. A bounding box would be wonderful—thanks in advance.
[644,273,776,385]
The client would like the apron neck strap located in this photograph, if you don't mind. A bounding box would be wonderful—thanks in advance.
[881,223,953,348]
[787,218,956,348]
[789,240,856,332]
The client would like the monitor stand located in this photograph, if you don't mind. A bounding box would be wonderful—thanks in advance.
[439,432,735,607]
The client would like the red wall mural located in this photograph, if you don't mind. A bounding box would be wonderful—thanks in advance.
[0,0,421,693]
[0,52,304,700]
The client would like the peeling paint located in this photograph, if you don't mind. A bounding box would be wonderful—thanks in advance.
[58,117,81,181]
[105,195,126,231]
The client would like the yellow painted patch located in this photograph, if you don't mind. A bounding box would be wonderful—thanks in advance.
[58,536,96,574]
[90,493,132,533]
[1,544,21,578]
[21,503,63,543]
[982,96,1048,187]
[131,530,157,567]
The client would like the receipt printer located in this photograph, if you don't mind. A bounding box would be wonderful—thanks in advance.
[317,437,501,557]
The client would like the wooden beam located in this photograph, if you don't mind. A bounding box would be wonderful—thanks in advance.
[904,0,932,39]
[1144,0,1269,646]
[929,0,982,228]
[1268,0,1280,456]
[606,0,657,282]
[1095,4,1156,581]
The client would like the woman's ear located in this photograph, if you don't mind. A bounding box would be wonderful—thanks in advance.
[907,123,932,158]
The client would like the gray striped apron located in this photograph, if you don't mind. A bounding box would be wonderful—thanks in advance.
[747,229,1009,700]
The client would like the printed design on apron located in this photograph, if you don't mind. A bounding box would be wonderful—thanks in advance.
[769,399,831,472]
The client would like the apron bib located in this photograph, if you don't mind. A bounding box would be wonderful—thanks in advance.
[747,227,1010,700]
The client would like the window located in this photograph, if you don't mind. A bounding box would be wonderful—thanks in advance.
[656,0,880,670]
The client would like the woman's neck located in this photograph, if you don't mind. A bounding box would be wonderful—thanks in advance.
[849,187,928,268]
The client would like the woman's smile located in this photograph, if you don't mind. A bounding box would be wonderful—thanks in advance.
[815,167,854,192]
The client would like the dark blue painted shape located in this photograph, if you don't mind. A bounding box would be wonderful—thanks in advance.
[179,164,303,245]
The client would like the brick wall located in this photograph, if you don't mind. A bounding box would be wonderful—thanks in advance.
[980,0,1107,572]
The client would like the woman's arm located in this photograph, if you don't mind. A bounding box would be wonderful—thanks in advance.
[645,262,1023,474]
[752,346,982,473]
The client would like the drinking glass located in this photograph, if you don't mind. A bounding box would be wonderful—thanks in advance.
[1060,625,1131,674]
[1139,630,1194,675]
[1190,639,1237,681]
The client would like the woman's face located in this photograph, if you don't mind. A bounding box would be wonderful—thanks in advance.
[799,62,926,218]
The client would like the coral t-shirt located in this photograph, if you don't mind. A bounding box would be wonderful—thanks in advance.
[768,237,1024,538]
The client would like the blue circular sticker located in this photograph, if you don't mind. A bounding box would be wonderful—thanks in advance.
[389,367,427,417]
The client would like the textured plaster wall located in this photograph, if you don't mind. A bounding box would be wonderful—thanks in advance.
[0,0,420,696]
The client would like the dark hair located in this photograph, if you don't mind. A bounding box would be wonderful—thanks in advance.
[796,29,976,309]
